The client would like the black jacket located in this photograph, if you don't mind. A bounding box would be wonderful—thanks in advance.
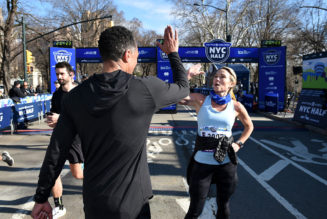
[34,52,189,218]
[9,87,26,103]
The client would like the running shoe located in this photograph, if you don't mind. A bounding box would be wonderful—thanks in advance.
[2,151,14,166]
[52,206,66,219]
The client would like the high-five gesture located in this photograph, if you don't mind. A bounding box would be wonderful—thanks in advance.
[157,25,178,55]
[187,63,205,80]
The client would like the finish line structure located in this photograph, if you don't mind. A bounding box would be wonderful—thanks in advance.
[49,41,286,111]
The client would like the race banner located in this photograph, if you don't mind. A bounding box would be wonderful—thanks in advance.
[13,103,40,123]
[178,47,207,63]
[157,46,176,111]
[137,47,157,63]
[258,47,286,110]
[74,46,260,64]
[76,48,102,63]
[0,106,12,130]
[49,47,76,93]
[293,89,327,128]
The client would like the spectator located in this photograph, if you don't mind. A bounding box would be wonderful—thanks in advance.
[9,81,26,103]
[21,81,36,96]
[36,85,42,93]
[29,85,35,94]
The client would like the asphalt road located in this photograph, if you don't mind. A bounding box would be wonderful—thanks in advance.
[0,105,326,219]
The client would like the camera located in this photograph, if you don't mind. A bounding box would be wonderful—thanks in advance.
[157,39,164,45]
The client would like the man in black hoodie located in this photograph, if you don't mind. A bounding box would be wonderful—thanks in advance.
[31,25,189,219]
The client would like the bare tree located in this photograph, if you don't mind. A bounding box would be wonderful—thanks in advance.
[134,25,161,77]
[295,0,327,53]
[0,0,18,94]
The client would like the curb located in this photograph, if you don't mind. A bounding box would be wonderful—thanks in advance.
[256,111,327,136]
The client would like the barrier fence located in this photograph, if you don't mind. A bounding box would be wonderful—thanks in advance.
[0,94,52,133]
[0,90,279,133]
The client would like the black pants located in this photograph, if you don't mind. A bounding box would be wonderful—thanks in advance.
[185,161,238,219]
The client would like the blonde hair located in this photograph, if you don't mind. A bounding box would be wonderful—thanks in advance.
[220,66,237,85]
[214,66,237,100]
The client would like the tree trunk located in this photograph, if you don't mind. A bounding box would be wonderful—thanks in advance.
[0,0,18,95]
[1,38,12,94]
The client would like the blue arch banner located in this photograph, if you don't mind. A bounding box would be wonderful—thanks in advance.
[74,47,259,64]
[52,44,286,112]
[49,47,76,93]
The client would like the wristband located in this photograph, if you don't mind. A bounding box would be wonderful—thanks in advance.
[235,141,244,148]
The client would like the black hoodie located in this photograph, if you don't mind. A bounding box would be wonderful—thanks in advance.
[34,52,189,218]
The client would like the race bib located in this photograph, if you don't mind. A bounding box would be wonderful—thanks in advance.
[199,126,230,139]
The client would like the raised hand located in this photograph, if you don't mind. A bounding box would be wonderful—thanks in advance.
[187,63,205,80]
[157,25,178,55]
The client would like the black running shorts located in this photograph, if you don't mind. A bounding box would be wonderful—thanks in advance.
[67,135,84,164]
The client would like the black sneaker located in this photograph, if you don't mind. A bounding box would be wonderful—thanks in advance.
[2,151,14,166]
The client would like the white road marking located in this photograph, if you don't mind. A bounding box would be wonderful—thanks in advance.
[259,159,290,181]
[319,143,327,152]
[148,141,163,154]
[158,138,172,146]
[176,198,190,213]
[182,177,189,194]
[176,197,217,219]
[261,139,327,167]
[11,201,35,219]
[175,131,190,146]
[11,163,71,219]
[311,139,324,143]
[238,157,307,219]
[256,138,327,186]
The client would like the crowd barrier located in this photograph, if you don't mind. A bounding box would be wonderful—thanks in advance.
[265,93,279,114]
[191,87,212,96]
[0,94,52,133]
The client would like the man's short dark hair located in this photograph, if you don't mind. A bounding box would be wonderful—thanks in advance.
[98,26,137,62]
[14,81,20,87]
[55,62,74,74]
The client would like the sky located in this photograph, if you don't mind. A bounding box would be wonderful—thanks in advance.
[26,0,175,34]
[114,0,175,34]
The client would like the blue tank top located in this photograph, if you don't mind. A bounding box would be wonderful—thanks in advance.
[194,95,235,165]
